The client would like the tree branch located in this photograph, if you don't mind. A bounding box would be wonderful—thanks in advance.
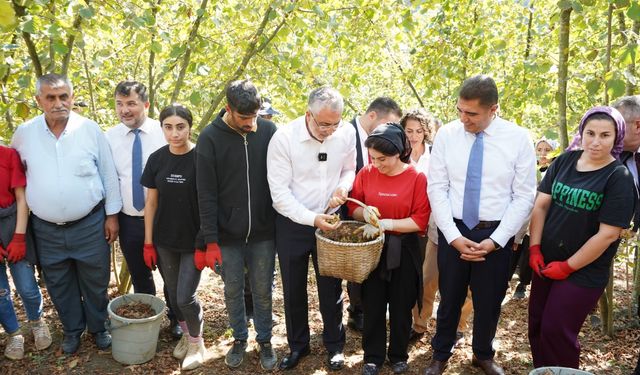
[61,1,89,76]
[12,0,43,77]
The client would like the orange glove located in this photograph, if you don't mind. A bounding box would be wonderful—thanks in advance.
[205,242,222,269]
[143,243,157,270]
[193,249,206,271]
[7,233,26,263]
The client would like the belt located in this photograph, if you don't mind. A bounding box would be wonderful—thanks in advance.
[37,200,105,228]
[454,218,501,230]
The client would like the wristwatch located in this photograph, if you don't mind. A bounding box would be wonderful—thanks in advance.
[491,239,502,250]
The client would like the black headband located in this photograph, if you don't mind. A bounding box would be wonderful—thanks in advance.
[368,123,406,155]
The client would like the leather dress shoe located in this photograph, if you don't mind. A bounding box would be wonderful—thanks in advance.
[93,331,112,350]
[327,351,344,371]
[279,346,310,370]
[62,334,81,354]
[471,355,505,375]
[391,361,409,374]
[169,319,183,340]
[424,359,447,375]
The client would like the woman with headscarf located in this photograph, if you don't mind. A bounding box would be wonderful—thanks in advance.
[347,123,430,375]
[528,106,636,369]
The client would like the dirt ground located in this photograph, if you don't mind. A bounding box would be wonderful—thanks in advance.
[1,250,639,375]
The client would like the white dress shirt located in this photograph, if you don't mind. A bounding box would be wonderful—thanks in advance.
[11,112,122,222]
[267,115,357,226]
[355,117,370,167]
[105,117,166,216]
[427,116,536,246]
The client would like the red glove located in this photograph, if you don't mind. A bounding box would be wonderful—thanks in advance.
[7,233,26,263]
[193,249,206,271]
[541,260,575,280]
[528,244,545,278]
[205,242,222,269]
[143,243,157,270]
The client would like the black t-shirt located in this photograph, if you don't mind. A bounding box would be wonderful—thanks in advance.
[141,145,199,252]
[538,150,635,288]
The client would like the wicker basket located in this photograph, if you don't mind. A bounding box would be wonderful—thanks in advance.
[315,220,384,283]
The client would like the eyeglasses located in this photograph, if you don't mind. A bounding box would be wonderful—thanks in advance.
[309,111,341,130]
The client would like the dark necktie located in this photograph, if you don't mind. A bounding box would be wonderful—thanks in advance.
[462,132,484,229]
[131,129,145,211]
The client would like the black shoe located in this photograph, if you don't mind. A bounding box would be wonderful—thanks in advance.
[513,283,526,299]
[409,328,425,342]
[62,334,81,354]
[362,363,380,375]
[169,319,183,340]
[327,351,344,371]
[391,361,409,374]
[279,346,310,370]
[347,311,364,332]
[454,331,465,347]
[93,331,111,350]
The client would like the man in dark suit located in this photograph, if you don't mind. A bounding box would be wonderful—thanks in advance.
[344,97,402,332]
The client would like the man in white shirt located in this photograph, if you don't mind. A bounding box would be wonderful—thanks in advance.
[12,73,122,354]
[267,87,356,371]
[345,97,402,332]
[104,81,180,338]
[425,75,536,375]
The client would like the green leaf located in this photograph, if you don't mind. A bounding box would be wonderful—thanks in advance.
[189,91,201,106]
[21,19,35,34]
[52,41,69,54]
[628,1,640,21]
[494,40,507,51]
[571,1,583,12]
[151,41,162,54]
[606,78,626,98]
[169,45,186,58]
[585,49,598,61]
[79,7,95,19]
[579,0,595,5]
[196,8,206,17]
[586,79,600,95]
[558,0,573,9]
[16,102,30,119]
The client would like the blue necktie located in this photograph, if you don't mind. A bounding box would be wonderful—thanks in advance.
[131,129,145,211]
[462,131,484,229]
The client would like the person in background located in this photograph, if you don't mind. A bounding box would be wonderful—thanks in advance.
[105,81,181,339]
[0,145,52,359]
[345,97,402,333]
[11,73,122,354]
[141,104,205,370]
[528,106,635,369]
[402,110,473,345]
[349,123,430,375]
[267,87,355,371]
[258,98,280,121]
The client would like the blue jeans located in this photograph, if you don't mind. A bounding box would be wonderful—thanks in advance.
[0,264,19,334]
[4,260,43,321]
[220,240,275,343]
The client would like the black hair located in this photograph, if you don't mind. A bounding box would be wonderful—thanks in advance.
[459,75,498,107]
[115,81,149,102]
[226,80,261,115]
[583,112,617,137]
[159,103,193,128]
[364,123,412,163]
[365,97,402,119]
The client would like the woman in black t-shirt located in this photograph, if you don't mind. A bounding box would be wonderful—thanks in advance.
[528,106,636,369]
[140,104,205,370]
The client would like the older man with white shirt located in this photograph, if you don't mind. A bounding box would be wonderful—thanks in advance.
[11,73,122,354]
[267,87,356,371]
[425,75,536,375]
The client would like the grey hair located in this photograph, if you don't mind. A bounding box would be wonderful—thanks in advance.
[611,95,640,125]
[307,87,344,115]
[36,73,73,96]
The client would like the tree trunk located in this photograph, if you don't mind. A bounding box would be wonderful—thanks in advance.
[557,8,572,150]
[1,33,18,132]
[628,21,640,95]
[599,262,615,336]
[61,6,87,76]
[11,0,43,77]
[81,45,96,117]
[170,0,209,103]
[148,0,162,118]
[603,4,613,104]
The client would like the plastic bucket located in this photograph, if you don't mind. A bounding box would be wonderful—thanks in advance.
[107,293,166,365]
[529,367,594,375]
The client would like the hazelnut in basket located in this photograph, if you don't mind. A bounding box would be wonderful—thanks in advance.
[322,221,379,243]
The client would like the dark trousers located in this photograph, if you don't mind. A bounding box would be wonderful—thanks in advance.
[508,234,533,286]
[362,236,419,365]
[275,214,345,352]
[118,213,174,320]
[347,282,362,314]
[431,223,513,361]
[32,210,110,336]
[528,274,603,368]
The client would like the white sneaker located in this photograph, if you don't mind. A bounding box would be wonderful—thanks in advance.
[182,339,206,370]
[173,334,188,360]
[31,320,52,350]
[5,334,24,360]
